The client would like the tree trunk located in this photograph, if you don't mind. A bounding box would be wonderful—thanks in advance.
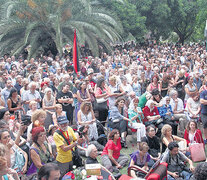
[178,34,185,45]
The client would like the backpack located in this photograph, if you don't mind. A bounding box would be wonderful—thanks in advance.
[12,147,25,173]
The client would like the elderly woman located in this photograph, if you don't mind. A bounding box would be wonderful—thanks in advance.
[161,124,187,153]
[101,129,129,173]
[108,97,132,148]
[42,88,56,130]
[143,100,164,137]
[128,97,146,147]
[77,102,98,141]
[27,127,53,177]
[129,142,151,178]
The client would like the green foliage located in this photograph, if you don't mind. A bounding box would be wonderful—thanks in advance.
[0,0,123,58]
[167,0,199,44]
[97,0,147,42]
[131,0,171,41]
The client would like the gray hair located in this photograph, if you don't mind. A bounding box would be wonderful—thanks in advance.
[28,82,37,89]
[169,89,178,97]
[86,144,96,157]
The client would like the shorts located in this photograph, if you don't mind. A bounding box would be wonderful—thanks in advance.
[201,114,207,129]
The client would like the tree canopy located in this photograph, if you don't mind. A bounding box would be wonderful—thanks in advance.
[0,0,206,57]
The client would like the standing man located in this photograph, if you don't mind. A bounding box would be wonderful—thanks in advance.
[53,116,83,177]
[200,85,207,143]
[22,82,41,111]
[57,84,73,124]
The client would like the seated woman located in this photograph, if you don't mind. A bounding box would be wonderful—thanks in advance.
[143,100,164,137]
[141,125,160,167]
[129,142,151,178]
[101,129,129,173]
[185,93,200,121]
[161,124,187,153]
[158,96,178,135]
[27,127,53,177]
[128,97,146,147]
[108,97,132,148]
[0,143,20,180]
[184,120,204,146]
[0,129,28,176]
[77,102,98,141]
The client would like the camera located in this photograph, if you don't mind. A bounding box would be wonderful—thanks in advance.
[21,115,31,125]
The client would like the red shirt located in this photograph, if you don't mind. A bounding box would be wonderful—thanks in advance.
[143,106,159,123]
[184,129,204,146]
[101,138,122,159]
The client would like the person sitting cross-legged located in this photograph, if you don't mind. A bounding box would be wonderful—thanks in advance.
[161,141,195,180]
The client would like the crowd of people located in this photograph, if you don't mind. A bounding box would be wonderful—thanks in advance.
[0,42,207,179]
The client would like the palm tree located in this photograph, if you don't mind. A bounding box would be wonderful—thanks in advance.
[0,0,123,58]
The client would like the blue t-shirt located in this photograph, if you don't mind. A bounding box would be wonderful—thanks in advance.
[200,90,207,114]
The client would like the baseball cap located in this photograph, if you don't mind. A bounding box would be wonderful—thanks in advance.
[57,116,68,124]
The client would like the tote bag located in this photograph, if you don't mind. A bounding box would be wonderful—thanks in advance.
[189,143,206,162]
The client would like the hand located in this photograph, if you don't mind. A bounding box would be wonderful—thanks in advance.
[8,168,18,175]
[174,99,178,103]
[21,165,27,174]
[172,172,179,179]
[190,165,195,172]
[8,139,14,149]
[116,164,122,169]
[77,138,84,145]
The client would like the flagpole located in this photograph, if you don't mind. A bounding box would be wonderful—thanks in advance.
[205,20,207,51]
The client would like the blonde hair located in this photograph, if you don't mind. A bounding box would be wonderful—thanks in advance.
[29,100,37,108]
[31,109,46,123]
[55,104,62,110]
[161,124,172,136]
[109,75,116,82]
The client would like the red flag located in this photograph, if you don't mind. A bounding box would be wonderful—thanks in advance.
[73,29,79,73]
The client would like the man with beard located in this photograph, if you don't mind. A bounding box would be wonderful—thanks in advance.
[53,116,83,177]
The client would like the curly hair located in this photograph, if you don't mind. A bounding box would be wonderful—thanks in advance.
[31,109,46,123]
[194,162,207,180]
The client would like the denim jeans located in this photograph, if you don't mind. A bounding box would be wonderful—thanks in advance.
[167,170,192,180]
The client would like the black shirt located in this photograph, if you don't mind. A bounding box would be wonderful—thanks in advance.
[141,135,160,157]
